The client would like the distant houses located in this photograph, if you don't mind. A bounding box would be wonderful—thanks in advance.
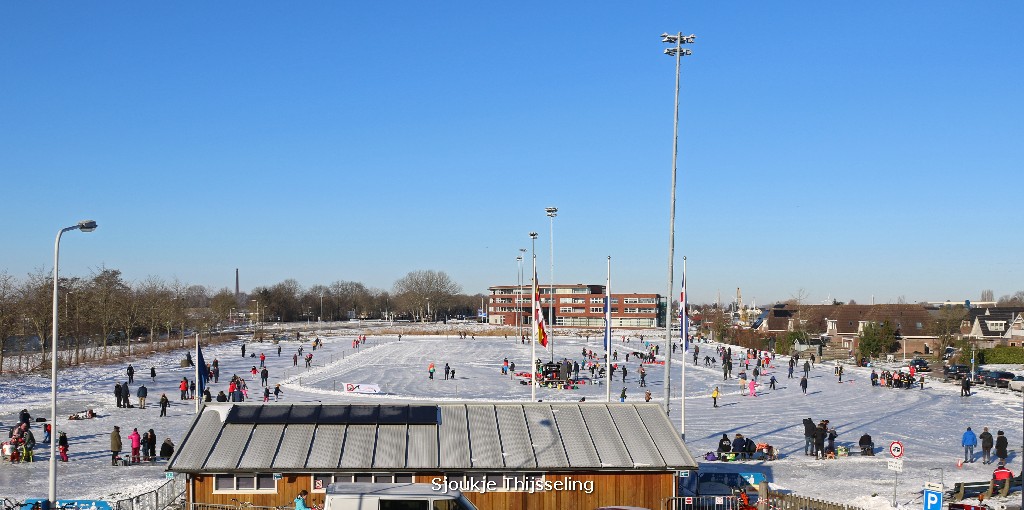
[755,302,1024,358]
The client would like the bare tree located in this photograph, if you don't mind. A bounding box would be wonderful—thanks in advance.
[0,272,17,373]
[393,270,462,321]
[980,289,995,302]
[87,267,129,358]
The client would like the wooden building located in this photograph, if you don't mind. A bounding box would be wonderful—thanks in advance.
[167,402,697,510]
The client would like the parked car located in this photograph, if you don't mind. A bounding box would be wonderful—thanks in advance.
[943,347,959,360]
[1008,376,1024,392]
[984,371,1016,388]
[943,364,970,380]
[908,359,931,372]
[973,369,993,385]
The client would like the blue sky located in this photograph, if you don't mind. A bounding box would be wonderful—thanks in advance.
[2,2,1021,305]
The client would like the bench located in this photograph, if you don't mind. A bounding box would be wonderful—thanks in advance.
[951,475,1022,501]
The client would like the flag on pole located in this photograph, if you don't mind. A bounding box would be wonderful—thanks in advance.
[197,343,210,396]
[533,268,549,348]
[680,271,689,351]
[603,296,610,351]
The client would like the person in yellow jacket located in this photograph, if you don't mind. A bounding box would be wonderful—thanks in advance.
[712,386,720,408]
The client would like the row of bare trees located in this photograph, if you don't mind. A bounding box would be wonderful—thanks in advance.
[0,267,483,373]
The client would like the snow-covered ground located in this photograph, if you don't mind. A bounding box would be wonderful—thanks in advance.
[1,324,1022,509]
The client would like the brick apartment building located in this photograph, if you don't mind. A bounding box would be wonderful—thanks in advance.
[487,283,663,329]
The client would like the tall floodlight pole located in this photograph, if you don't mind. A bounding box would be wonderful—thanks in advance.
[546,207,557,362]
[50,219,97,508]
[319,291,324,324]
[529,232,539,401]
[661,31,695,419]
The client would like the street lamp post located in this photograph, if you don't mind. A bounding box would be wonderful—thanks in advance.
[320,291,324,324]
[50,219,97,508]
[661,31,695,424]
[545,207,557,362]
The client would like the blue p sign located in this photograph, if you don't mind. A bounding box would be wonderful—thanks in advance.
[923,489,942,510]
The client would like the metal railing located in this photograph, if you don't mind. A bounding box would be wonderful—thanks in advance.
[110,474,187,510]
[758,489,869,510]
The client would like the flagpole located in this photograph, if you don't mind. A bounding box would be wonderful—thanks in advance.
[531,255,537,402]
[681,256,687,438]
[195,332,200,414]
[606,256,612,403]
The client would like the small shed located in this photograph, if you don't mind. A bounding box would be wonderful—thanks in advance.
[168,402,697,510]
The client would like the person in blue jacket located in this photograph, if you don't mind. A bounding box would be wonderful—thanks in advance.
[962,426,978,463]
[295,490,311,510]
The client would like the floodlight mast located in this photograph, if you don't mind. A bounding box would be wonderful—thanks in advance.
[661,31,695,439]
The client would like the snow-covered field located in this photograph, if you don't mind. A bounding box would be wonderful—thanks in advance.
[1,324,1022,509]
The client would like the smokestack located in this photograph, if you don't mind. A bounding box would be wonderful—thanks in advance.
[235,268,239,297]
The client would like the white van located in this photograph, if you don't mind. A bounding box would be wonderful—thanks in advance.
[322,483,479,510]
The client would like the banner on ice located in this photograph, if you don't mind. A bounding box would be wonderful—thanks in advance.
[341,383,381,394]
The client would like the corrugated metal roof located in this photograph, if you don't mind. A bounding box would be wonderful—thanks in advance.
[204,424,254,470]
[438,405,470,469]
[635,405,696,467]
[466,405,503,469]
[406,425,438,469]
[371,425,407,469]
[169,408,226,470]
[339,425,377,469]
[169,403,696,473]
[579,405,631,467]
[272,423,315,469]
[238,424,285,469]
[607,405,664,468]
[551,405,601,468]
[523,405,569,468]
[306,425,345,469]
[494,405,536,469]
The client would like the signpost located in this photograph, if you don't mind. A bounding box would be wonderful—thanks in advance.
[889,441,904,458]
[889,441,905,506]
[923,488,942,510]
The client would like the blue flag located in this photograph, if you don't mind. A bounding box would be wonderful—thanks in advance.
[197,344,210,396]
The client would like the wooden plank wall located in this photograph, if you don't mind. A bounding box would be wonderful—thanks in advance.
[191,471,674,510]
[192,475,326,507]
[416,472,674,510]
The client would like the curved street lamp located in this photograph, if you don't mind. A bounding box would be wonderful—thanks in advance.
[51,219,97,507]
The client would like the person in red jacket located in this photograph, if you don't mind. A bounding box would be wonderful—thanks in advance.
[993,464,1014,481]
[178,378,189,400]
[128,428,141,464]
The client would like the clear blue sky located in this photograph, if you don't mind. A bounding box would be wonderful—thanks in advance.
[2,2,1021,305]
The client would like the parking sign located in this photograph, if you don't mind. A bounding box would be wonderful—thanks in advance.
[923,489,942,510]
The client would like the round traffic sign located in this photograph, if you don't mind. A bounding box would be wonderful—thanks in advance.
[889,441,904,459]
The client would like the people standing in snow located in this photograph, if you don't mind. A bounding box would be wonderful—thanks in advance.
[962,427,978,463]
[995,430,1008,465]
[980,427,994,464]
[712,387,720,408]
[126,364,135,384]
[800,376,808,394]
[137,384,148,409]
[150,366,156,382]
[128,427,142,463]
[57,431,69,462]
[159,393,169,417]
[110,426,122,465]
[274,384,283,401]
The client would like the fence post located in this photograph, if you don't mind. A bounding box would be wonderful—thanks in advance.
[757,481,769,510]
